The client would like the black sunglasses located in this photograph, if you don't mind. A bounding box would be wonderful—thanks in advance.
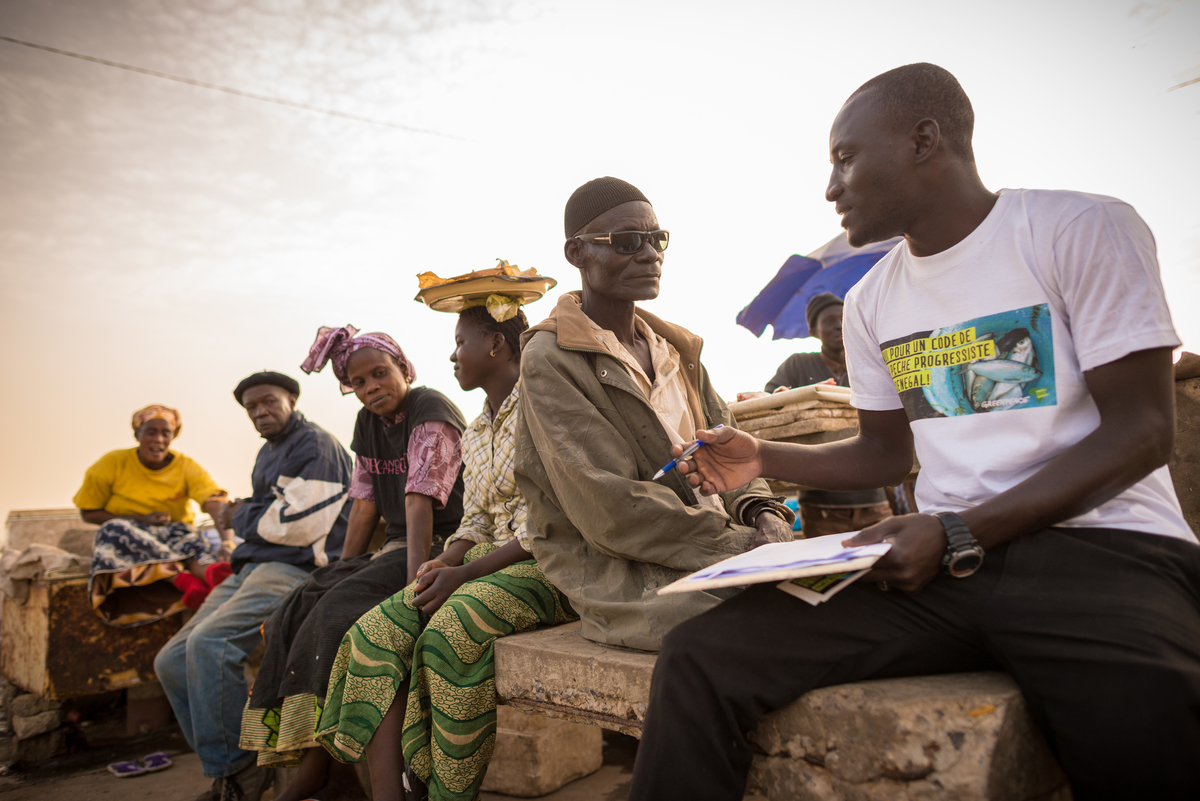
[574,229,669,254]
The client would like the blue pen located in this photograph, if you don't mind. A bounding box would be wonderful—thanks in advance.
[653,425,725,480]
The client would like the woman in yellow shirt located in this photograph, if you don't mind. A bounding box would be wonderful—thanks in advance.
[74,405,234,626]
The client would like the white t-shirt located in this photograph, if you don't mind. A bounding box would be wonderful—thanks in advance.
[843,188,1193,543]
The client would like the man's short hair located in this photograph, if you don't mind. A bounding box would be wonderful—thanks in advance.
[848,63,975,162]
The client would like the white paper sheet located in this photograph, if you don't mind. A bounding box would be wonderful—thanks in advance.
[681,535,891,583]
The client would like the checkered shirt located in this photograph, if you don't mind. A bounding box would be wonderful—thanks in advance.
[445,382,530,552]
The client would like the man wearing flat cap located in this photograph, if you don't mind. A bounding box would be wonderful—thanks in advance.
[514,177,793,652]
[765,292,894,537]
[155,371,354,801]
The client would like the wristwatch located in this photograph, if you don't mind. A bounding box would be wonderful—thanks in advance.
[935,511,985,578]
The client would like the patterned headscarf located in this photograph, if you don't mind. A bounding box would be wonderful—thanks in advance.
[131,404,181,435]
[300,324,416,395]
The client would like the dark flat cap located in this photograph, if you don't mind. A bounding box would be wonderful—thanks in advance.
[805,292,844,336]
[564,177,650,238]
[234,371,301,406]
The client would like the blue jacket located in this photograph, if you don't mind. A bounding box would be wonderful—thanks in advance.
[230,411,353,571]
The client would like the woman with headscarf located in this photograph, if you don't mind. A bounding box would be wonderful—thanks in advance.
[75,405,235,626]
[240,326,466,799]
[305,303,576,801]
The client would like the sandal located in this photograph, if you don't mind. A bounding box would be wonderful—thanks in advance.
[107,759,146,778]
[142,752,173,772]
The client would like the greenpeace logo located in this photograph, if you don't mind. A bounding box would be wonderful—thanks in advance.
[978,396,1030,410]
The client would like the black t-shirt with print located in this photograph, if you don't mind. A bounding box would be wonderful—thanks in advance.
[351,386,467,543]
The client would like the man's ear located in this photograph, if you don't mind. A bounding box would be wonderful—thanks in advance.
[287,392,298,409]
[912,118,940,164]
[564,237,586,269]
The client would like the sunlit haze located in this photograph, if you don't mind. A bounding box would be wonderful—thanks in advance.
[2,0,1197,536]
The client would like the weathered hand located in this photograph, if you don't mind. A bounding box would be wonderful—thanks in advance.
[674,426,763,496]
[751,512,793,548]
[413,565,468,615]
[842,514,947,593]
[217,541,234,561]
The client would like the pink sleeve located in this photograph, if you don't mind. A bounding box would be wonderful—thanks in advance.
[349,455,375,502]
[405,421,463,510]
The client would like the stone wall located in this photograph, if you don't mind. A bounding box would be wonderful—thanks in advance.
[1171,375,1200,535]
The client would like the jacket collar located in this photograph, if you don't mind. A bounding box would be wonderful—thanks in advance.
[268,410,305,445]
[527,291,708,425]
[529,292,704,367]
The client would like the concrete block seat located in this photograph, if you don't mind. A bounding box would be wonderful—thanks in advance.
[494,622,1071,801]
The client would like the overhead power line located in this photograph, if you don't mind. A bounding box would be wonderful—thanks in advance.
[0,35,465,140]
[1166,75,1199,93]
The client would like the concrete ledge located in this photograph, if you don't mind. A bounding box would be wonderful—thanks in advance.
[748,672,1068,800]
[494,623,1070,800]
[494,622,655,737]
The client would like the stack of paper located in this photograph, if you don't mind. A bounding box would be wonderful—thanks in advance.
[657,535,891,595]
[777,570,871,606]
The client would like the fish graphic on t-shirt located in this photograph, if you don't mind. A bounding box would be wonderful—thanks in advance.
[923,325,1043,416]
[922,322,985,416]
[889,305,1056,421]
[967,331,1040,412]
[925,363,975,417]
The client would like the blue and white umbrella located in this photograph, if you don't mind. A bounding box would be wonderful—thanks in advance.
[736,233,901,339]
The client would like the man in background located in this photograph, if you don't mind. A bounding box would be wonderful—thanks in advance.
[155,371,353,801]
[765,292,893,537]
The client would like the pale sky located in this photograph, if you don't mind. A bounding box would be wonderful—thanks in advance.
[1,0,1197,538]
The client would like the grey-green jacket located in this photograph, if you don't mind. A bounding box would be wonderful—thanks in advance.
[514,292,773,651]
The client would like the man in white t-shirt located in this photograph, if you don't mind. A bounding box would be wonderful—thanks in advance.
[628,63,1200,801]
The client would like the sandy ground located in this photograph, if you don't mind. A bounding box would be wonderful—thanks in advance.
[0,727,636,801]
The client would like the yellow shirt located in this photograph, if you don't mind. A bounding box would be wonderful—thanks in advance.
[73,448,225,525]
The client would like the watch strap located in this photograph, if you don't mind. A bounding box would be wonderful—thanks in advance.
[934,510,975,550]
[935,510,984,577]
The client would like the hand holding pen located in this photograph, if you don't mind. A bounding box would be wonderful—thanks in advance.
[654,425,725,479]
[660,424,764,496]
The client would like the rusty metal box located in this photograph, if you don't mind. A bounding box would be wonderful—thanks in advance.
[1,576,183,700]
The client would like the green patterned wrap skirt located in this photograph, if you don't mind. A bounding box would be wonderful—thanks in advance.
[315,543,576,801]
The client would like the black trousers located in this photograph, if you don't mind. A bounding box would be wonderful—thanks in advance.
[628,528,1200,801]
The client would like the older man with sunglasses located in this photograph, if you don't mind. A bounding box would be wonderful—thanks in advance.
[514,176,794,652]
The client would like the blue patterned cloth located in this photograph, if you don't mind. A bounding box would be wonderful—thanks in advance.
[90,519,214,578]
[88,519,216,625]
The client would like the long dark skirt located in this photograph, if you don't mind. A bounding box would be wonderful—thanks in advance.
[242,542,439,765]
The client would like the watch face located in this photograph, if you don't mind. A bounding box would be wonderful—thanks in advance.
[947,550,984,578]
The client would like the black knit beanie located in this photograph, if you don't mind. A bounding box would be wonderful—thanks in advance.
[805,292,844,335]
[564,177,651,238]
